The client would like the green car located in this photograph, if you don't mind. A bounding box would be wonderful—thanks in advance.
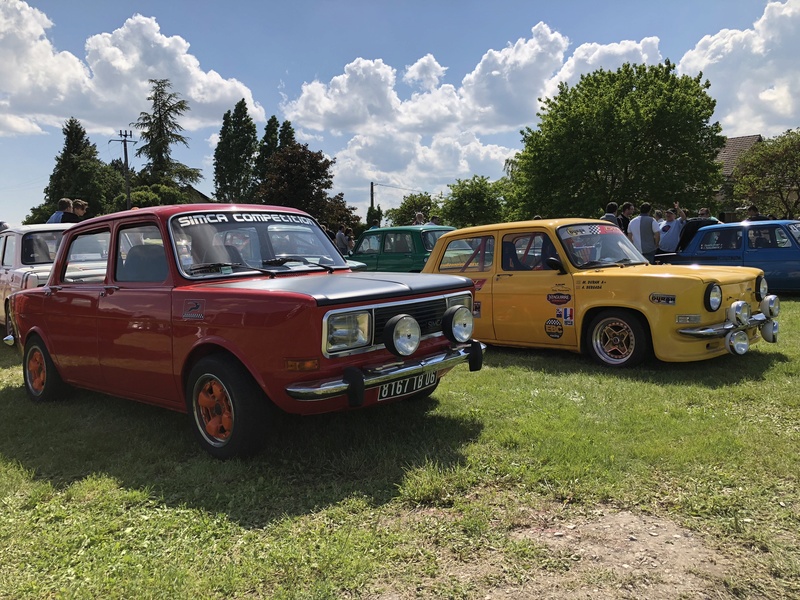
[350,225,455,272]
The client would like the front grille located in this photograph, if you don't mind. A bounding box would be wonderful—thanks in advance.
[374,298,448,339]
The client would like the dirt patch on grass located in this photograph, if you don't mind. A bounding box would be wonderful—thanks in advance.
[503,508,737,599]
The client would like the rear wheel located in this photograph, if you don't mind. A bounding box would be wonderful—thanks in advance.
[186,355,270,459]
[586,310,650,367]
[23,335,66,402]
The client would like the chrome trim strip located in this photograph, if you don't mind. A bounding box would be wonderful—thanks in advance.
[287,342,485,401]
[679,313,771,339]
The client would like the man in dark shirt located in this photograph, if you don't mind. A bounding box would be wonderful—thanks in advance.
[617,202,634,234]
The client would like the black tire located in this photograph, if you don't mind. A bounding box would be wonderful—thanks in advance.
[186,355,271,459]
[586,310,650,368]
[23,335,66,402]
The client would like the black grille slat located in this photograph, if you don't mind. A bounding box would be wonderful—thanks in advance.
[374,299,448,339]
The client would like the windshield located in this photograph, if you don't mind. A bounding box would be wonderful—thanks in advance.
[557,223,647,268]
[169,210,349,277]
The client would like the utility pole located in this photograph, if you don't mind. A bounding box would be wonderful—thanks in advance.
[110,130,136,210]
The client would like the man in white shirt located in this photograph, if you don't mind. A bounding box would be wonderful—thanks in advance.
[627,202,660,263]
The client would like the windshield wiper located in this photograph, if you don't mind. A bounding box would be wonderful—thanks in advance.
[262,257,335,273]
[580,260,623,269]
[188,262,242,274]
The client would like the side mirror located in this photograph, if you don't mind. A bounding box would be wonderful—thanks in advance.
[546,256,566,274]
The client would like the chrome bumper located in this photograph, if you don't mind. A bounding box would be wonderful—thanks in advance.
[678,312,775,339]
[286,340,484,404]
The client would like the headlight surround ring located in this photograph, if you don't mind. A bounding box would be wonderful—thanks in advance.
[442,305,474,344]
[704,283,722,312]
[755,275,768,301]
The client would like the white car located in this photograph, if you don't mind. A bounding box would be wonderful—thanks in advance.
[1,223,73,333]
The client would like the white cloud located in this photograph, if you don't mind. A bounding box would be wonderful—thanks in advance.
[0,2,264,137]
[678,0,800,136]
[403,54,447,91]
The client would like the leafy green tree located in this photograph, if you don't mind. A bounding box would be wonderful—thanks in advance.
[131,78,202,189]
[506,61,725,219]
[256,143,359,226]
[366,204,384,228]
[214,99,258,202]
[384,193,440,226]
[25,117,124,223]
[441,175,505,228]
[734,128,800,219]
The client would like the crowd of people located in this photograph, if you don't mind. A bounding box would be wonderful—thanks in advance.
[600,200,775,263]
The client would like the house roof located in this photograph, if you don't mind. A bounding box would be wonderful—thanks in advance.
[717,134,763,177]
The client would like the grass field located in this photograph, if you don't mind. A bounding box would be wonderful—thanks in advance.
[1,299,798,598]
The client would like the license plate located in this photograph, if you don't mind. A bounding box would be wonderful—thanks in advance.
[378,371,437,400]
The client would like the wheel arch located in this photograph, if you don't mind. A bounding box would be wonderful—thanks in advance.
[578,305,651,354]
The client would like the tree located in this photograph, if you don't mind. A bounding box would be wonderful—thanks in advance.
[384,193,440,226]
[506,61,725,220]
[131,78,202,188]
[253,115,281,190]
[255,143,359,226]
[278,120,296,148]
[441,175,505,228]
[25,117,124,223]
[734,128,800,219]
[214,99,258,202]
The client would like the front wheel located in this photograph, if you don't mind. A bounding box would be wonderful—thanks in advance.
[23,335,66,402]
[186,355,271,459]
[586,310,650,367]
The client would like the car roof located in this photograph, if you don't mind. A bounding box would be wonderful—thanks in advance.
[697,220,800,230]
[2,223,74,234]
[359,225,455,234]
[437,218,609,237]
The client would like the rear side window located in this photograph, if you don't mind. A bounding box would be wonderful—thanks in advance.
[384,232,414,253]
[699,229,741,251]
[0,235,10,267]
[438,236,494,272]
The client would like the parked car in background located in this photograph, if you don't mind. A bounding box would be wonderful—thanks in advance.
[4,205,483,459]
[657,220,800,292]
[423,218,780,367]
[350,225,455,271]
[0,223,73,333]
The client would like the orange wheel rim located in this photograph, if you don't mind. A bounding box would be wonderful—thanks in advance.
[197,378,233,442]
[27,349,46,394]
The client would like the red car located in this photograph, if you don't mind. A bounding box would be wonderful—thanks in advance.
[5,204,482,459]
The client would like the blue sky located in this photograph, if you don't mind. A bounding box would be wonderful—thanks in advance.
[1,0,797,226]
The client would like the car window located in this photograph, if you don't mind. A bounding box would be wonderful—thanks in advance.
[0,235,9,267]
[1,235,14,268]
[421,230,449,252]
[501,232,556,271]
[63,229,110,283]
[749,227,778,249]
[21,231,63,265]
[557,223,645,267]
[355,233,380,254]
[116,224,167,283]
[384,233,413,253]
[438,235,494,273]
[775,228,791,248]
[699,229,741,250]
[788,224,800,245]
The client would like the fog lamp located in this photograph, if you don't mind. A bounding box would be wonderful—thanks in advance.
[442,305,474,343]
[383,314,421,357]
[760,320,778,343]
[726,301,751,326]
[725,330,750,355]
[760,295,780,318]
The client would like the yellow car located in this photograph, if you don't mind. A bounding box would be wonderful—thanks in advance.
[422,219,780,367]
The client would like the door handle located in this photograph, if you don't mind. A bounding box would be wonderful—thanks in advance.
[100,285,120,297]
[496,273,513,279]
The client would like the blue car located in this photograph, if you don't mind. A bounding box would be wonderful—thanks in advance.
[658,219,800,292]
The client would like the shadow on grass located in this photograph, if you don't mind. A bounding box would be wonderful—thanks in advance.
[482,342,790,385]
[0,349,483,527]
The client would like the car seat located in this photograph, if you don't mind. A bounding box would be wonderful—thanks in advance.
[118,244,168,282]
[502,241,530,271]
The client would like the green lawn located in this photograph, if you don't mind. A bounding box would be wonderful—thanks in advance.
[1,300,798,598]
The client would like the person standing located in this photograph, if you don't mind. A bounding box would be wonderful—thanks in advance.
[335,224,349,255]
[46,198,73,223]
[600,202,619,226]
[413,212,425,225]
[657,203,687,253]
[616,202,634,235]
[627,202,660,263]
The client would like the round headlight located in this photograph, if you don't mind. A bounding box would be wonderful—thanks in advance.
[382,314,421,357]
[704,283,722,312]
[755,275,768,301]
[442,305,474,343]
[760,295,780,318]
[725,330,750,355]
[727,300,751,326]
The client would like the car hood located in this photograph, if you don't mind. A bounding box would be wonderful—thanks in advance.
[205,272,474,306]
[580,263,763,284]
